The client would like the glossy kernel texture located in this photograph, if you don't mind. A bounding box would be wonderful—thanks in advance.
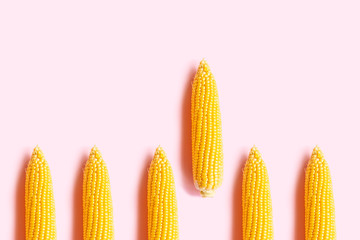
[191,59,223,197]
[148,146,179,240]
[25,146,57,240]
[242,147,274,240]
[83,146,114,240]
[305,146,336,240]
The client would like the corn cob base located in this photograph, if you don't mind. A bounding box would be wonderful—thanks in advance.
[194,182,216,198]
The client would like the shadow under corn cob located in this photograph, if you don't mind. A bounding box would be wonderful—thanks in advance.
[305,146,336,240]
[242,146,274,240]
[148,146,179,240]
[83,146,114,240]
[191,59,223,197]
[25,146,57,240]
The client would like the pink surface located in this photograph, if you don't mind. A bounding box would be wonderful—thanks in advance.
[1,1,360,239]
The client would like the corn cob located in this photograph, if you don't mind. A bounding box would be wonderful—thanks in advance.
[242,146,274,240]
[305,146,336,240]
[25,146,57,240]
[83,146,114,240]
[148,146,179,240]
[191,59,223,197]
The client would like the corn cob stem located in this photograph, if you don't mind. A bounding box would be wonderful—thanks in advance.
[242,146,274,240]
[83,146,114,240]
[305,146,336,240]
[25,146,57,240]
[148,146,179,240]
[191,59,223,197]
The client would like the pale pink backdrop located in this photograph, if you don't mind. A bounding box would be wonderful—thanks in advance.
[1,1,360,239]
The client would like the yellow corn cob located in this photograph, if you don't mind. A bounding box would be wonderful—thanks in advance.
[25,146,57,240]
[83,146,114,240]
[191,59,223,197]
[148,146,179,240]
[242,146,274,240]
[305,146,336,240]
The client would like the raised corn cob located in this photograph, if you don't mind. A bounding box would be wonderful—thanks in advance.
[191,59,223,197]
[25,146,57,240]
[242,146,274,240]
[148,146,179,240]
[83,146,114,240]
[305,146,336,240]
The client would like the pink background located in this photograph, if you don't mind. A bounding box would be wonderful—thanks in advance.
[1,1,360,239]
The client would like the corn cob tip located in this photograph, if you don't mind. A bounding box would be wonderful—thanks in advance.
[33,144,41,152]
[89,145,102,160]
[31,145,45,161]
[249,145,262,160]
[197,59,211,73]
[311,145,324,159]
[153,146,167,162]
[150,146,172,170]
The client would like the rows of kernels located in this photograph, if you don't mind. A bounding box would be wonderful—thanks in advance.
[305,146,336,240]
[242,147,274,240]
[191,59,223,197]
[83,146,114,240]
[148,146,179,240]
[25,146,57,240]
